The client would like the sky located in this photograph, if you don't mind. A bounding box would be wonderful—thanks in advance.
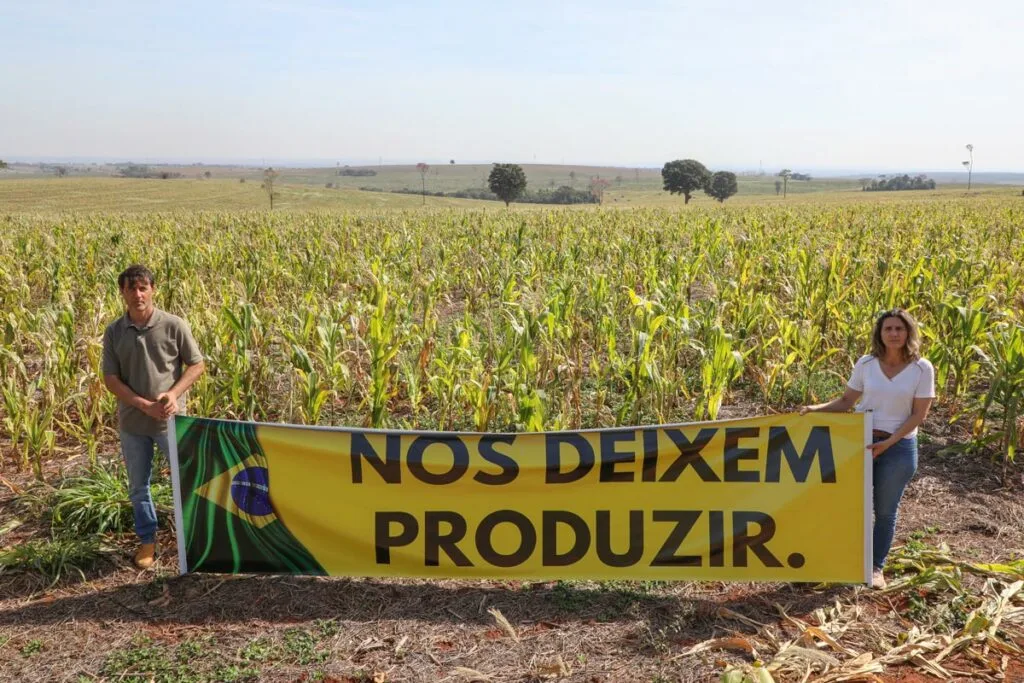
[1,0,1022,172]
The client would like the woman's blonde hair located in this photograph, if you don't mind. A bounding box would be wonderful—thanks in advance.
[871,308,921,361]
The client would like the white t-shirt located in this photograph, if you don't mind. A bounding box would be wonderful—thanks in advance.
[847,355,936,436]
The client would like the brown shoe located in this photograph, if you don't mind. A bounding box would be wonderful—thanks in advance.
[871,568,887,589]
[134,543,157,570]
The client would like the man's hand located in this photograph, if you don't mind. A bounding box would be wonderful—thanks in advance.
[156,393,179,418]
[107,375,179,422]
[868,438,895,459]
[139,399,167,421]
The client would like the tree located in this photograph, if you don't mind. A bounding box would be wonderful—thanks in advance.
[965,144,974,190]
[488,163,528,207]
[203,170,212,178]
[777,169,792,198]
[569,170,576,187]
[661,159,710,204]
[449,159,455,165]
[775,180,782,195]
[589,177,610,204]
[415,163,429,204]
[0,160,7,170]
[705,171,738,203]
[54,166,68,177]
[120,164,158,178]
[263,167,278,209]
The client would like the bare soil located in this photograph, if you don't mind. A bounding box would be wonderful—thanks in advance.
[1,420,1022,682]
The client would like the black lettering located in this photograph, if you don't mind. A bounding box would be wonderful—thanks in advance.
[651,510,702,566]
[407,436,469,485]
[352,433,402,484]
[724,428,760,483]
[424,511,472,567]
[659,428,721,482]
[765,426,836,483]
[600,430,635,482]
[595,510,644,567]
[732,511,782,568]
[545,434,594,483]
[476,510,536,567]
[642,429,659,482]
[708,510,725,567]
[374,511,418,564]
[475,435,519,485]
[542,511,590,566]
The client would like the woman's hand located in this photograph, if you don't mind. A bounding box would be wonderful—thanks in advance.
[868,437,896,459]
[800,388,862,416]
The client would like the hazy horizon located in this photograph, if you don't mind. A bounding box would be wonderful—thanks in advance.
[3,1,1023,172]
[5,156,1023,180]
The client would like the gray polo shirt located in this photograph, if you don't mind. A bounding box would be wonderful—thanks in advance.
[102,308,203,436]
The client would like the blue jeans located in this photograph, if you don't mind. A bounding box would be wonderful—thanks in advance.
[121,431,170,544]
[873,435,918,570]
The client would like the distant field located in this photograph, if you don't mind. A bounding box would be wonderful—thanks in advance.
[0,177,488,212]
[602,184,1020,208]
[0,168,1020,213]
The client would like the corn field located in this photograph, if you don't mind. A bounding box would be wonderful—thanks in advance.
[1,201,1022,480]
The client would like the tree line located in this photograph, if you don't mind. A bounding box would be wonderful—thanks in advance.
[337,167,377,177]
[863,174,936,192]
[660,160,738,203]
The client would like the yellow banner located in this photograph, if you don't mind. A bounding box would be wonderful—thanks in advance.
[175,413,870,582]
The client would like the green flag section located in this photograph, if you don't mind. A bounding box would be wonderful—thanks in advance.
[169,413,871,582]
[173,418,324,574]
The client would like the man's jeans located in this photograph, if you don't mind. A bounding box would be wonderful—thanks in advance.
[872,435,918,570]
[121,431,170,544]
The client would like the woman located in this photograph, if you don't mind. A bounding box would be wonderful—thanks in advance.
[800,308,935,589]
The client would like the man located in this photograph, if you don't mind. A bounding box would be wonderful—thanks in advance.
[103,265,205,569]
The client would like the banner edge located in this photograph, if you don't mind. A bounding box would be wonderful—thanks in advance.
[167,415,189,576]
[863,411,873,586]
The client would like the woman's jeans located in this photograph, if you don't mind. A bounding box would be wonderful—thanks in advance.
[873,435,918,570]
[121,431,170,544]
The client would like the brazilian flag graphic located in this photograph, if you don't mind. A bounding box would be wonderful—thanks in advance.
[175,416,325,574]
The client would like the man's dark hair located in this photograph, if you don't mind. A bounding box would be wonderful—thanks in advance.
[118,264,155,290]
